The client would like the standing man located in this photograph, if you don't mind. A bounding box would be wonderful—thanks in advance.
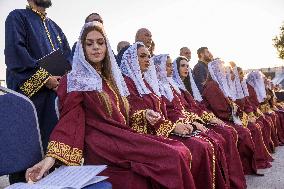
[5,0,71,183]
[192,47,212,93]
[180,47,191,61]
[135,28,152,50]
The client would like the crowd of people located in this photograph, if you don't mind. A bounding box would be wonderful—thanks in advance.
[4,0,284,189]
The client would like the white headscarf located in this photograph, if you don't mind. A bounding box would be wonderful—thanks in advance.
[67,21,129,96]
[224,66,245,100]
[120,42,161,97]
[208,59,232,98]
[188,67,203,102]
[172,57,187,91]
[246,71,267,103]
[152,54,175,101]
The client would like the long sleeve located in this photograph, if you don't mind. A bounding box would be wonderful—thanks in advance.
[193,63,208,93]
[125,77,175,137]
[202,81,232,121]
[5,11,51,97]
[46,77,85,165]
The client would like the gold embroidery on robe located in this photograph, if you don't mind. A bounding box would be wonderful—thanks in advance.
[156,120,175,137]
[130,110,148,134]
[46,141,83,166]
[19,67,50,98]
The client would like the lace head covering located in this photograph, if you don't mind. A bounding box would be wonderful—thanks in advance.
[172,57,187,91]
[152,54,175,101]
[188,67,203,102]
[67,21,129,96]
[208,59,232,98]
[120,42,161,96]
[246,71,267,103]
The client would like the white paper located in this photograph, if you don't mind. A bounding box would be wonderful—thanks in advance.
[6,165,108,189]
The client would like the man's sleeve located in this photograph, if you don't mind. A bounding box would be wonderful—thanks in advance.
[4,11,50,97]
[193,64,207,93]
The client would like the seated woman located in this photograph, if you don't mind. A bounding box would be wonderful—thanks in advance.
[226,64,273,169]
[246,71,280,150]
[263,76,284,145]
[172,56,246,189]
[201,59,258,176]
[120,44,228,189]
[237,67,276,153]
[25,21,196,189]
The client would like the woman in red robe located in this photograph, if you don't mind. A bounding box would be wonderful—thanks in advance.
[120,43,228,189]
[174,56,246,189]
[25,22,196,189]
[201,59,258,176]
[226,65,272,169]
[246,71,281,151]
[237,67,276,154]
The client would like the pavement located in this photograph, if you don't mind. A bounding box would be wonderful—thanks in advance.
[1,146,284,189]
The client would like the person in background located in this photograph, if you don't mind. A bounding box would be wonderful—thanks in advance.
[193,47,212,93]
[179,47,191,61]
[5,0,71,183]
[71,13,104,57]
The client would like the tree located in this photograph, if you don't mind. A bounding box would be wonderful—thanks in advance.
[273,22,284,60]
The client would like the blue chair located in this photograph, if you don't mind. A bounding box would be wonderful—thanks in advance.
[83,181,112,189]
[0,86,43,176]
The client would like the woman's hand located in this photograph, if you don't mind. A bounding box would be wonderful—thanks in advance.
[174,123,193,135]
[25,157,56,182]
[145,109,161,125]
[210,117,224,125]
[192,122,208,132]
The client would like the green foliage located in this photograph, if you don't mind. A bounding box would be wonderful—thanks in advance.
[273,23,284,60]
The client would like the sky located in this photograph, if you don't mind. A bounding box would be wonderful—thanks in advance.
[0,0,284,81]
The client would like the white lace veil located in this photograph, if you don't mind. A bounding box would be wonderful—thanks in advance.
[120,42,160,97]
[152,54,175,101]
[208,59,232,98]
[188,67,203,102]
[172,57,187,91]
[245,71,267,103]
[67,21,129,96]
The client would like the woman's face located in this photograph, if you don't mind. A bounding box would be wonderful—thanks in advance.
[137,46,151,73]
[179,59,189,80]
[166,57,173,77]
[84,30,106,64]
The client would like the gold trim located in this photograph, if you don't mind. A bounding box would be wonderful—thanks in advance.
[196,135,216,189]
[201,112,215,123]
[19,67,50,97]
[156,120,175,137]
[241,112,248,127]
[27,5,55,50]
[46,141,83,166]
[130,110,148,134]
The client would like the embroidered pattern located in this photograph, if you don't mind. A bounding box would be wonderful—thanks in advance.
[19,67,50,98]
[130,110,148,134]
[46,141,83,166]
[156,120,175,137]
[201,112,215,123]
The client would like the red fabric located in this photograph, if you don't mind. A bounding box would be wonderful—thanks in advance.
[48,76,196,189]
[247,84,260,109]
[202,80,257,175]
[125,76,228,189]
[180,90,246,189]
[235,98,272,169]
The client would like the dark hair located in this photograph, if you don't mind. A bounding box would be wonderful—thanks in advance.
[80,25,111,80]
[85,13,103,24]
[175,56,193,95]
[197,47,208,58]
